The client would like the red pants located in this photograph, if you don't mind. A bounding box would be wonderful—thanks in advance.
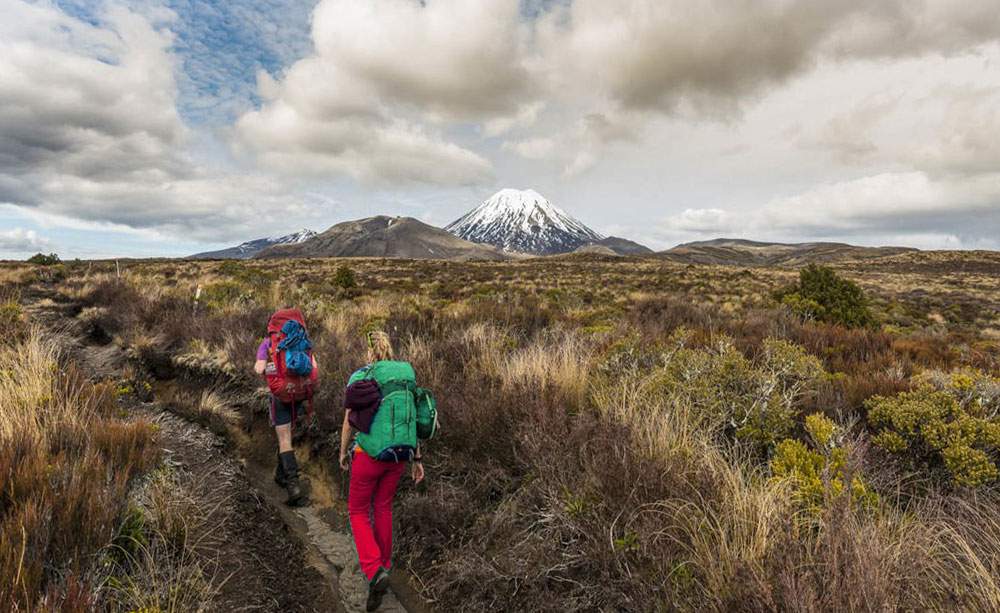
[348,449,407,580]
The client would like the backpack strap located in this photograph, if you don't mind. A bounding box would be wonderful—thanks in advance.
[378,379,415,396]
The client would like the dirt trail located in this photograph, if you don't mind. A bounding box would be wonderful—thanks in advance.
[23,289,427,613]
[138,406,339,611]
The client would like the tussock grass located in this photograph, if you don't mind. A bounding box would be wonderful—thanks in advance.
[99,467,226,613]
[0,330,158,611]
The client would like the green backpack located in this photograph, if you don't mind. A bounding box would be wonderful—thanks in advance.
[414,386,438,440]
[353,360,437,461]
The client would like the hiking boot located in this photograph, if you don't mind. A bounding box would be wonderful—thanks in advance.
[274,453,287,487]
[278,451,304,506]
[366,567,390,612]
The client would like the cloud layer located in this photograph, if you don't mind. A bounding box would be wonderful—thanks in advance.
[0,1,333,242]
[0,228,50,254]
[1,0,999,254]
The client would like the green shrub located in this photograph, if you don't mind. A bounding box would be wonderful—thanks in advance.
[26,252,60,266]
[0,301,22,331]
[650,330,825,451]
[867,372,1000,487]
[770,414,876,511]
[216,261,275,290]
[200,281,252,309]
[778,264,874,328]
[333,265,357,290]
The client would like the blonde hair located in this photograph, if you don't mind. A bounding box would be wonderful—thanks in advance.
[366,330,394,362]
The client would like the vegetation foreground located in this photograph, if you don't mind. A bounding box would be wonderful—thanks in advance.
[2,250,999,611]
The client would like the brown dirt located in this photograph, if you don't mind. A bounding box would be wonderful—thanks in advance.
[139,406,338,612]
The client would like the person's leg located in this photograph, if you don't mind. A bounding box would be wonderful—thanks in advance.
[272,395,294,452]
[348,452,386,580]
[272,398,302,504]
[372,461,406,571]
[275,423,293,452]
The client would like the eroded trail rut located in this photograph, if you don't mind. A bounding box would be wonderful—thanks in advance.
[25,291,424,613]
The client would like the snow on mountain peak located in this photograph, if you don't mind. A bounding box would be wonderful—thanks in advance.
[268,229,316,244]
[446,189,603,255]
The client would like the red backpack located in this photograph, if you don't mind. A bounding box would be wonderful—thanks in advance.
[266,308,318,420]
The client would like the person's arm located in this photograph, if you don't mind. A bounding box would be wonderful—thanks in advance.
[411,443,424,484]
[339,410,353,470]
[254,338,268,376]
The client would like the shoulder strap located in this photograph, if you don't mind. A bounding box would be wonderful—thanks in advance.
[378,379,415,396]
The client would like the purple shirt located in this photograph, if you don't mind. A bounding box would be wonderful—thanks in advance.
[256,339,270,361]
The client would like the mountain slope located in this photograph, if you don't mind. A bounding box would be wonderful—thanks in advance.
[446,189,603,255]
[581,236,654,256]
[188,229,316,259]
[255,216,507,260]
[660,238,917,266]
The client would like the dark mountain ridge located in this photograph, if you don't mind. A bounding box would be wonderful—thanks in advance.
[255,216,507,261]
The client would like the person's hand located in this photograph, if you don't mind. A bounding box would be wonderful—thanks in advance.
[339,451,350,471]
[411,461,424,484]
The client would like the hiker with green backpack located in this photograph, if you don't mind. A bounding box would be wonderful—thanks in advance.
[339,329,437,612]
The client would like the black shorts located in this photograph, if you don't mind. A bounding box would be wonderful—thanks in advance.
[270,396,305,427]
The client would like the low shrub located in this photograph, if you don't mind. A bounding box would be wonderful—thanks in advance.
[778,264,875,328]
[27,252,61,266]
[200,280,253,309]
[770,413,877,510]
[0,300,22,334]
[333,264,357,290]
[867,370,1000,487]
[649,330,825,452]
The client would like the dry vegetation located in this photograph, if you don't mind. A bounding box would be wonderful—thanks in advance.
[0,325,160,610]
[3,250,999,611]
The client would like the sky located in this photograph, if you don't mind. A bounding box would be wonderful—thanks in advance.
[1,0,999,259]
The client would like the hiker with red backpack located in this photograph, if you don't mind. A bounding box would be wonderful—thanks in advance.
[255,307,319,506]
[339,329,437,612]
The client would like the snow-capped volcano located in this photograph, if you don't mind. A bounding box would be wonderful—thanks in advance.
[446,189,604,254]
[188,229,317,259]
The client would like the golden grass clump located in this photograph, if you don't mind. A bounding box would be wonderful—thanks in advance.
[0,329,158,610]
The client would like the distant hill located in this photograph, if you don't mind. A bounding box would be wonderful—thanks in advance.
[585,236,654,256]
[255,216,507,261]
[660,238,916,266]
[188,229,316,259]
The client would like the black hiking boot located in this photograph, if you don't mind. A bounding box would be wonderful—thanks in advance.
[278,451,304,506]
[366,567,390,612]
[274,453,287,487]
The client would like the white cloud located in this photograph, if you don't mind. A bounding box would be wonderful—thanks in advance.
[0,1,339,242]
[502,137,556,160]
[482,102,546,138]
[759,172,1000,238]
[234,0,548,185]
[656,172,1000,249]
[540,0,1000,116]
[310,0,533,118]
[0,228,50,253]
[663,208,736,234]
